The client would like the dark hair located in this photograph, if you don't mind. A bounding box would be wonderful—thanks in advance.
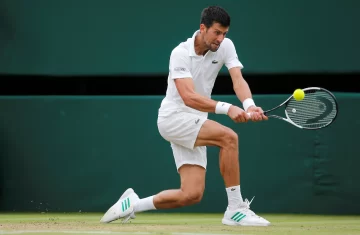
[200,6,230,28]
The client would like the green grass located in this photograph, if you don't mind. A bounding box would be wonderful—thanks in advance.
[0,213,359,235]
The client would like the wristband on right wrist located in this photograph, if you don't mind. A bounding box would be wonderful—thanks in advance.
[215,102,232,115]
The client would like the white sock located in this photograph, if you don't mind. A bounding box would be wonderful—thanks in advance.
[226,185,244,210]
[134,196,156,213]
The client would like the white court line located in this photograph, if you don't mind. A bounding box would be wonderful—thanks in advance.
[173,233,252,235]
[0,231,252,235]
[0,232,149,235]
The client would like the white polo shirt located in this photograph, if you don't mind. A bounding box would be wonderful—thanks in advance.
[159,30,243,117]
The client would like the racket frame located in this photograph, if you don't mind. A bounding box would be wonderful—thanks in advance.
[263,87,338,130]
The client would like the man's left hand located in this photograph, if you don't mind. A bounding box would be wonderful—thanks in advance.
[247,106,268,122]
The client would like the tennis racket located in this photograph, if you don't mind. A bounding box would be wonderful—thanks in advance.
[249,87,339,130]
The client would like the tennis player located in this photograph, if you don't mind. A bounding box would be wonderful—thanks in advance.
[101,6,270,226]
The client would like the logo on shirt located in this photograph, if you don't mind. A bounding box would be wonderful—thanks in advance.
[212,60,218,64]
[195,119,200,124]
[174,67,188,72]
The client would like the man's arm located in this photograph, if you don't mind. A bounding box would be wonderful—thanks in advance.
[228,67,255,109]
[169,48,218,113]
[175,77,250,123]
[222,38,257,112]
[174,78,217,113]
[229,67,268,121]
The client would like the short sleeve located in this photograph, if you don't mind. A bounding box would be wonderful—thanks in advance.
[224,39,244,70]
[169,47,192,79]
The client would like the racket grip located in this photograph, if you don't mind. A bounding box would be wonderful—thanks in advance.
[247,112,267,117]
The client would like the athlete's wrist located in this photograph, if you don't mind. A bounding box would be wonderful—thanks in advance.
[215,101,232,115]
[242,98,256,112]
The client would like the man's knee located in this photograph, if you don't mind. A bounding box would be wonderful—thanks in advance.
[179,189,204,206]
[220,127,238,149]
[178,164,206,207]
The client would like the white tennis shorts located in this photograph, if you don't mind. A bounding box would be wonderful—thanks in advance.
[157,111,208,171]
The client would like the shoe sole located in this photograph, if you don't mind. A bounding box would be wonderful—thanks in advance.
[222,218,270,226]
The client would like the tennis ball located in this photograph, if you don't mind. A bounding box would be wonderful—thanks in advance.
[293,89,305,101]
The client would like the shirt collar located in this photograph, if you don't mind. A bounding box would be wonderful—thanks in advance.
[189,30,200,57]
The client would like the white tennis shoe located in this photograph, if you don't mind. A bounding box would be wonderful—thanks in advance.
[100,188,139,223]
[222,197,270,226]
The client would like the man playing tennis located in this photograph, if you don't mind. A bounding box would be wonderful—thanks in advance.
[101,6,270,226]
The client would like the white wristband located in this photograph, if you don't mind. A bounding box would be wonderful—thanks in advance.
[215,102,232,115]
[243,98,256,112]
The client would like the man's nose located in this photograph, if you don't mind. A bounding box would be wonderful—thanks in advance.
[217,34,225,43]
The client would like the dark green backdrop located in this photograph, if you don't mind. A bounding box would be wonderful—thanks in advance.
[0,0,359,75]
[1,94,359,214]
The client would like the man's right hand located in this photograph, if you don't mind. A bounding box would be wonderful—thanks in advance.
[227,105,250,123]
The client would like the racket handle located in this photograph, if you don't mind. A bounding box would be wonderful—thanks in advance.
[247,112,268,117]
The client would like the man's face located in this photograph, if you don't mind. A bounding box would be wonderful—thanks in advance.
[201,22,229,52]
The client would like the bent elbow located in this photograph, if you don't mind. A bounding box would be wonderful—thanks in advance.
[182,93,196,108]
[182,95,192,107]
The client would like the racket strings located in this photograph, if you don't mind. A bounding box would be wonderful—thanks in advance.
[286,90,337,128]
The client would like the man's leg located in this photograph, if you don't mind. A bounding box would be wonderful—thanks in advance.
[135,164,205,212]
[101,113,268,225]
[194,120,243,209]
[100,163,206,223]
[193,119,270,226]
[135,119,240,213]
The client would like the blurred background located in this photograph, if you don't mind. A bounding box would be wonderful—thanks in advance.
[0,0,359,215]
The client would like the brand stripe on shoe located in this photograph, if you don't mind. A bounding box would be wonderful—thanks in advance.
[121,197,130,212]
[231,212,247,222]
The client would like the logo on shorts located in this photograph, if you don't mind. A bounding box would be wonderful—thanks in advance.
[195,119,200,124]
[212,60,218,64]
[231,188,236,191]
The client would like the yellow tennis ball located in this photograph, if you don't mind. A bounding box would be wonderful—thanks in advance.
[293,89,305,101]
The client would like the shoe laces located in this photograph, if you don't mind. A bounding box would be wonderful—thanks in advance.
[241,196,256,216]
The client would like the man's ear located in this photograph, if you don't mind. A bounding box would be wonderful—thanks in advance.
[200,24,206,34]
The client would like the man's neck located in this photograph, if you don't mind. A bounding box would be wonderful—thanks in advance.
[194,34,209,56]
